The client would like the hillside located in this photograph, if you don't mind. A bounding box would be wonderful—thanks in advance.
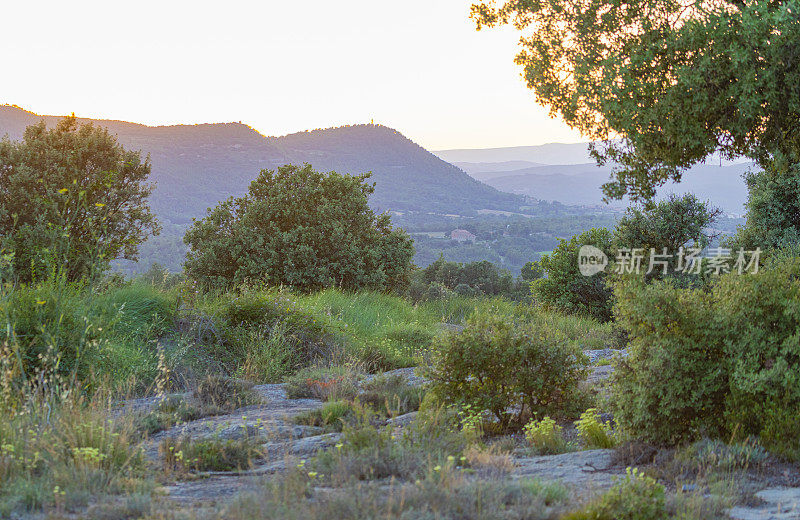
[0,105,524,225]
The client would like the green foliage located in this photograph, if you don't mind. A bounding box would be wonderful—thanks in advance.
[533,228,614,321]
[523,417,569,455]
[563,468,667,520]
[411,257,526,301]
[611,277,729,444]
[473,0,800,201]
[729,162,800,252]
[0,117,159,282]
[192,289,338,381]
[427,311,589,430]
[614,194,720,273]
[521,260,544,281]
[184,163,414,292]
[575,409,616,449]
[612,257,800,453]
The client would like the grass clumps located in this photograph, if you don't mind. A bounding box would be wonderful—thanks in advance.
[284,365,361,401]
[0,395,148,517]
[293,400,358,432]
[160,434,262,472]
[223,474,570,520]
[359,372,425,417]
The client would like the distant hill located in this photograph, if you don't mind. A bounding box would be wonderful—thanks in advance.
[435,142,595,165]
[0,105,524,226]
[437,142,754,214]
[453,160,544,178]
[482,162,752,214]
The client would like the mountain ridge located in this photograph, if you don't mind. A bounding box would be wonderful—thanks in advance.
[0,105,524,225]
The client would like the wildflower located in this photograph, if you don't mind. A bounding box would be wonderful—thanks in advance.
[447,455,455,462]
[433,465,441,472]
[307,471,318,478]
[94,202,105,208]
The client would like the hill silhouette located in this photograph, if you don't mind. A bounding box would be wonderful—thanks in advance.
[0,105,523,226]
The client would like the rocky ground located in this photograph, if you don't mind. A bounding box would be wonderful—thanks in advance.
[116,349,800,519]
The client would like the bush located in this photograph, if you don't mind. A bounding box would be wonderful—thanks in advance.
[427,312,589,430]
[533,228,615,321]
[563,467,667,520]
[611,257,800,453]
[575,409,616,449]
[524,417,569,455]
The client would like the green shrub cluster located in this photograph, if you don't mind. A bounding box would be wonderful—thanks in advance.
[612,257,800,457]
[427,311,589,430]
[532,228,615,322]
[408,257,529,302]
[563,467,667,520]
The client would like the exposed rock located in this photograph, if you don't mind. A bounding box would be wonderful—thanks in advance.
[513,449,623,492]
[387,411,418,428]
[729,487,800,520]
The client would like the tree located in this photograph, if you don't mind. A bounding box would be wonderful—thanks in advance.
[472,0,800,201]
[533,228,615,321]
[0,117,160,282]
[729,162,800,251]
[183,164,415,292]
[520,260,544,281]
[614,194,720,275]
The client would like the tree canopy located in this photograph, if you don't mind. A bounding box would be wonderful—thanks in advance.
[183,164,415,292]
[0,117,159,281]
[472,0,800,201]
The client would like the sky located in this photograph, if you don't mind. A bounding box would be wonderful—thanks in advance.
[2,0,585,150]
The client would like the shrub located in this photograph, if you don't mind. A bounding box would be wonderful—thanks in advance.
[575,408,616,449]
[612,257,800,452]
[427,311,589,430]
[562,467,667,520]
[523,417,569,455]
[610,276,727,444]
[134,395,202,435]
[533,228,615,322]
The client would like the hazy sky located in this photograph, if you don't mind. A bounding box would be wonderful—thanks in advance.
[3,0,585,150]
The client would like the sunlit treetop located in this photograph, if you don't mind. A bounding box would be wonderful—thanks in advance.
[472,0,800,201]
